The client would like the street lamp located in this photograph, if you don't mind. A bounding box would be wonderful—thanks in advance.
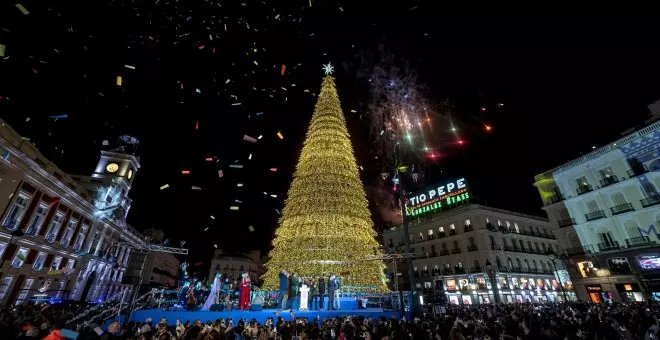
[485,260,500,303]
[548,253,567,302]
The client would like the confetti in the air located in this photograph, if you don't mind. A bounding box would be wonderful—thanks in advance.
[181,170,191,175]
[205,157,213,161]
[217,170,224,178]
[281,64,286,76]
[160,184,170,190]
[15,3,30,15]
[277,131,284,139]
[102,140,109,146]
[230,206,239,210]
[249,225,255,232]
[258,135,263,140]
[124,65,135,70]
[243,135,258,143]
[229,164,243,169]
[0,44,5,57]
[237,183,244,187]
[191,186,202,191]
[116,76,122,86]
[269,168,277,172]
[248,153,252,160]
[210,215,215,220]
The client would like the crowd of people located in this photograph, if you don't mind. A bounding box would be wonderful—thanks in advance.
[2,300,660,339]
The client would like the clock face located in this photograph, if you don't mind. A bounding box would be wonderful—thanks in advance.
[106,163,119,173]
[127,169,133,179]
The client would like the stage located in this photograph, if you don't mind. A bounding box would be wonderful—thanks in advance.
[130,308,400,325]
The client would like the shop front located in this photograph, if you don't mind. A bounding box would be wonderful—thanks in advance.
[615,283,644,302]
[586,284,614,303]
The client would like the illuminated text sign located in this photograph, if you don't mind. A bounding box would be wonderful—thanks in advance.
[405,178,469,216]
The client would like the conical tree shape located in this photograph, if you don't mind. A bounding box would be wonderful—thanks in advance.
[262,76,388,292]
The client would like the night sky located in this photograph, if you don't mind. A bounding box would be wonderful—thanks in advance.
[1,2,659,273]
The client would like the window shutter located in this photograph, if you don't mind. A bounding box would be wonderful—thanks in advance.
[44,254,54,268]
[2,244,18,262]
[25,249,37,264]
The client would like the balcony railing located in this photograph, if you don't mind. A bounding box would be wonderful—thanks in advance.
[467,244,478,252]
[2,219,20,231]
[439,249,449,256]
[627,167,648,178]
[610,203,634,215]
[576,184,593,196]
[585,210,606,221]
[464,225,474,232]
[451,248,462,254]
[558,218,576,228]
[597,241,620,252]
[565,245,595,255]
[599,176,619,188]
[625,236,654,248]
[641,196,660,208]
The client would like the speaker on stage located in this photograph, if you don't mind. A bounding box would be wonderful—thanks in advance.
[210,304,224,312]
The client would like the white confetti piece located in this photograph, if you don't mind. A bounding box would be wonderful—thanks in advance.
[243,135,258,143]
[237,183,243,187]
[210,215,215,220]
[277,131,284,139]
[258,135,263,140]
[229,164,243,169]
[124,65,135,70]
[248,153,252,160]
[230,206,239,210]
[204,227,209,231]
[160,184,169,190]
[0,44,5,57]
[232,102,242,106]
[217,170,224,178]
[102,140,109,146]
[191,186,202,191]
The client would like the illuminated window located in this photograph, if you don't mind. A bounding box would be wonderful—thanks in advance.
[514,223,520,233]
[51,256,63,270]
[3,193,30,231]
[497,220,502,226]
[450,224,455,230]
[25,204,49,236]
[439,227,444,232]
[577,261,598,278]
[60,219,77,247]
[45,213,65,243]
[428,229,433,235]
[0,243,6,259]
[505,221,511,229]
[16,278,34,304]
[465,219,471,226]
[0,276,14,301]
[32,252,47,271]
[11,247,29,268]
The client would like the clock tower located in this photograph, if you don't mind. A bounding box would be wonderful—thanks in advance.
[86,136,141,223]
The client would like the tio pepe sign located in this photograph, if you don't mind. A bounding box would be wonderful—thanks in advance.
[406,178,469,216]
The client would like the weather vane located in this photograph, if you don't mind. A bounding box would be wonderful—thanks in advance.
[322,63,334,75]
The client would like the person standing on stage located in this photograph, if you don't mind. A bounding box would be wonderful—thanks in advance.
[317,276,326,310]
[290,273,300,311]
[239,272,251,310]
[309,278,317,310]
[328,273,339,310]
[278,270,289,310]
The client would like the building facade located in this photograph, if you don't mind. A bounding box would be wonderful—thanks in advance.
[0,120,145,304]
[535,120,660,303]
[208,250,263,283]
[383,204,575,305]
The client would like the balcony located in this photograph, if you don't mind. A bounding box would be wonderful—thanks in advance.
[439,249,450,256]
[641,196,660,208]
[565,245,595,255]
[627,167,648,178]
[599,176,619,188]
[2,219,20,231]
[585,210,606,221]
[610,203,634,215]
[576,184,593,196]
[464,225,474,232]
[430,251,438,257]
[625,236,655,248]
[546,193,565,205]
[467,244,478,252]
[597,241,620,252]
[451,247,462,254]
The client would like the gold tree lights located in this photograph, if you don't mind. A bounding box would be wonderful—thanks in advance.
[262,74,388,292]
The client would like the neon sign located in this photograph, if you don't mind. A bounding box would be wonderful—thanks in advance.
[405,178,469,216]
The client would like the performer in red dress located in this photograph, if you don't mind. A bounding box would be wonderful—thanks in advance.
[239,272,251,310]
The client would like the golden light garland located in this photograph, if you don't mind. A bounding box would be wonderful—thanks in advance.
[262,76,389,292]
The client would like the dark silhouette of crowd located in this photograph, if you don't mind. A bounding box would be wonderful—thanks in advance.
[2,301,660,339]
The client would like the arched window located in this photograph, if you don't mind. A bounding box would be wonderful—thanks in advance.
[586,200,600,213]
[439,226,444,232]
[450,224,455,230]
[532,260,537,269]
[611,192,627,206]
[506,221,511,229]
[514,223,520,233]
[516,258,522,268]
[453,240,459,248]
[465,219,471,226]
[625,220,642,238]
[507,257,513,268]
[524,258,529,269]
[428,229,434,235]
[496,256,502,266]
[468,236,475,245]
[442,242,447,250]
[497,220,502,226]
[541,262,547,271]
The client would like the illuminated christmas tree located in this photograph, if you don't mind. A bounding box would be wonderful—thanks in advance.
[262,67,388,292]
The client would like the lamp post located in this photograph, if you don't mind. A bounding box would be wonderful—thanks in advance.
[485,260,500,303]
[548,253,567,302]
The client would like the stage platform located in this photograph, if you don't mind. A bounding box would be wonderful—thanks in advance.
[130,308,401,325]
